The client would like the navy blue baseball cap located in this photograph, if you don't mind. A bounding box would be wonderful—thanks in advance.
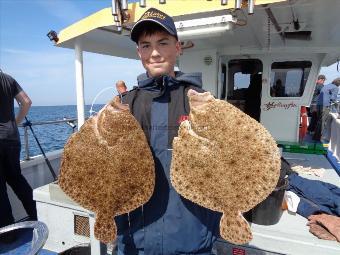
[130,8,178,43]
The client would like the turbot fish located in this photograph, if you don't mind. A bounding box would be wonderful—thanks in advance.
[58,97,155,243]
[171,89,281,245]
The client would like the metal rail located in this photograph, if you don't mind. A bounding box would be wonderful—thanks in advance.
[18,118,78,160]
[18,118,78,127]
[330,100,340,115]
[0,221,48,255]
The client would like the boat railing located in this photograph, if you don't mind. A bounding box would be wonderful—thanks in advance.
[0,221,49,255]
[18,118,78,160]
[331,100,340,115]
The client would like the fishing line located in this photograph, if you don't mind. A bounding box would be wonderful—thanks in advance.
[89,87,116,116]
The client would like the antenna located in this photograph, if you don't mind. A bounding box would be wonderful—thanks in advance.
[140,0,146,8]
[122,0,128,10]
[248,0,254,14]
[111,0,117,16]
[235,0,241,9]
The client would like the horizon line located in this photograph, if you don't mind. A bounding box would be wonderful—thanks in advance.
[15,103,106,108]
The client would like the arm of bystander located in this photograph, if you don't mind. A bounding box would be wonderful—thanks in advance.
[15,91,32,124]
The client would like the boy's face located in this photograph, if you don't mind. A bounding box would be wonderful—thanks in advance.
[137,30,181,78]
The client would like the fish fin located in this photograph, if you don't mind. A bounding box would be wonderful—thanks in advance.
[220,212,252,245]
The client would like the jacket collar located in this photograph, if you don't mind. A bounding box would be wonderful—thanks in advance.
[137,71,202,90]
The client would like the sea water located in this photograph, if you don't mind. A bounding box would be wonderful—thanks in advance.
[17,104,104,160]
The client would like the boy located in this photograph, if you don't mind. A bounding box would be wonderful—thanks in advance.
[115,8,221,255]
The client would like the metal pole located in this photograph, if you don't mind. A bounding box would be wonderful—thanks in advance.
[122,0,128,10]
[111,0,117,16]
[24,126,30,160]
[20,118,78,126]
[248,0,254,14]
[265,8,282,34]
[114,0,121,27]
[140,0,146,8]
[75,41,85,130]
[235,0,241,9]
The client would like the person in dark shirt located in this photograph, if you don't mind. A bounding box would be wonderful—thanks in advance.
[316,78,340,142]
[116,80,127,94]
[116,80,127,103]
[245,73,262,122]
[308,74,325,134]
[0,70,37,242]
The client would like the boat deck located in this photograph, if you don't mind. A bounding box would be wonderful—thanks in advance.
[215,152,340,255]
[2,153,339,255]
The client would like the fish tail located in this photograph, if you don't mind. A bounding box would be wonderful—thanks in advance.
[94,213,117,243]
[220,212,252,245]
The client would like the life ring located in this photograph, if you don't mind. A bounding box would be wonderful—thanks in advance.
[299,106,308,141]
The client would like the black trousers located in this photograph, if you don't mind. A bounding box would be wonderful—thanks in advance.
[0,141,37,227]
[308,110,318,133]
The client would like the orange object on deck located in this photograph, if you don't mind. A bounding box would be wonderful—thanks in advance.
[299,106,308,141]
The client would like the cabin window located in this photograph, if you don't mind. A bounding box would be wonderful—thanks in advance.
[270,61,312,97]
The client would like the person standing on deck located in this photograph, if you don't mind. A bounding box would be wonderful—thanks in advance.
[116,80,127,95]
[314,78,340,143]
[0,70,37,242]
[308,74,325,135]
[114,8,221,255]
[116,80,128,103]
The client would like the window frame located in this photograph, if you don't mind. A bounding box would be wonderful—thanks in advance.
[269,61,312,98]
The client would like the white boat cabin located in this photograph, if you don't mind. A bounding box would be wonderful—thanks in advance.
[54,0,340,143]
